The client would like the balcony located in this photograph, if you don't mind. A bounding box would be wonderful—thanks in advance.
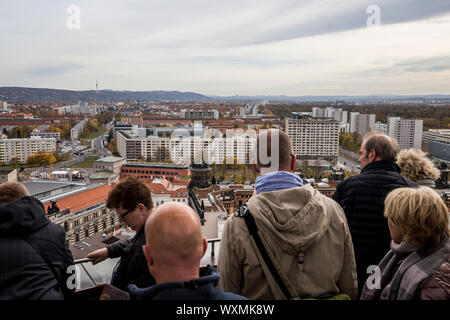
[73,238,221,298]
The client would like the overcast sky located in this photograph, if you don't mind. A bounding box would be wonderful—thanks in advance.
[1,0,450,96]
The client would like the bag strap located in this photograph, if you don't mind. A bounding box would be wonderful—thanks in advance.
[24,237,63,288]
[238,205,299,300]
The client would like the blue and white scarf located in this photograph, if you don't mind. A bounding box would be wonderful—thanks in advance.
[254,171,303,195]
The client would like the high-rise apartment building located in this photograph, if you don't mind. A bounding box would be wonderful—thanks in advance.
[117,129,256,165]
[349,112,360,133]
[312,107,347,124]
[353,114,376,137]
[387,117,423,149]
[181,109,219,119]
[285,118,339,161]
[375,121,387,134]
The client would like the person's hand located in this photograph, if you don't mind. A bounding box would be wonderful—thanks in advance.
[86,248,108,265]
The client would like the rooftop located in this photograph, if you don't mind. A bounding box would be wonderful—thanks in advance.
[43,184,112,214]
[123,162,189,169]
[23,180,75,196]
[94,156,125,163]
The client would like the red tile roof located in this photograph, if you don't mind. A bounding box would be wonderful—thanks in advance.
[43,185,112,214]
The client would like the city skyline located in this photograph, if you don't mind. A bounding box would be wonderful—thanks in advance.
[1,1,450,96]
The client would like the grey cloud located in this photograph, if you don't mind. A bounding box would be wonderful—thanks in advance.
[25,63,85,76]
[215,0,450,46]
[361,56,450,76]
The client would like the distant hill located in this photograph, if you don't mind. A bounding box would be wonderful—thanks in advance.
[209,94,450,103]
[0,87,212,103]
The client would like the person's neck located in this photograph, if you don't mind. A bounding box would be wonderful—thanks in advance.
[155,267,200,284]
[259,167,292,176]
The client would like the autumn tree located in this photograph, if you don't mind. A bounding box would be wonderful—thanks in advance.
[26,152,56,166]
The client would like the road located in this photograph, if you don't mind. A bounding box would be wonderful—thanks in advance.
[92,121,114,157]
[54,120,114,169]
[338,156,361,173]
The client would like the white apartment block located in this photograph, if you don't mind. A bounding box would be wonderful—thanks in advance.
[375,121,387,134]
[387,117,423,149]
[312,107,326,118]
[285,118,339,161]
[354,114,376,137]
[71,119,87,140]
[181,109,219,119]
[0,137,57,164]
[349,112,360,133]
[1,101,8,110]
[312,107,347,124]
[117,130,256,165]
[54,104,107,116]
[387,117,401,137]
[31,132,61,140]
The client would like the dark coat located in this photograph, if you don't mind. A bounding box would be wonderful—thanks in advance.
[332,160,417,294]
[0,196,74,300]
[106,227,156,292]
[128,265,247,300]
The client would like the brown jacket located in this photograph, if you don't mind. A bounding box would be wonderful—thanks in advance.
[217,184,358,300]
[380,256,450,300]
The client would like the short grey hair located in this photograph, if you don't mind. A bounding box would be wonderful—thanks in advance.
[363,133,399,161]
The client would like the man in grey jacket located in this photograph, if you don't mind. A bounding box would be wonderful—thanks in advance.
[217,129,358,299]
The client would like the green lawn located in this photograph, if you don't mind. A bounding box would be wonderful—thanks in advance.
[83,125,107,140]
[67,156,99,168]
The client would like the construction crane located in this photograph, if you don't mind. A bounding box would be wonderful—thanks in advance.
[49,153,56,180]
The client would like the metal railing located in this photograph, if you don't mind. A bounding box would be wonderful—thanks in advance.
[72,238,222,291]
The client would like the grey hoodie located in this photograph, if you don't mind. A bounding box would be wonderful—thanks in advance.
[217,184,358,299]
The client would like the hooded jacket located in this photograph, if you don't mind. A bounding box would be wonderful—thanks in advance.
[217,184,358,300]
[128,265,247,300]
[0,196,74,300]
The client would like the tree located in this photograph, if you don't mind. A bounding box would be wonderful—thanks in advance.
[234,174,244,184]
[155,146,169,162]
[26,152,56,166]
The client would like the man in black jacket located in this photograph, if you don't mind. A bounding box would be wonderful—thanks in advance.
[333,134,417,295]
[87,177,156,292]
[0,182,74,299]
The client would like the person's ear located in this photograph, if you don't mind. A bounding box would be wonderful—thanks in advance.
[142,244,153,267]
[201,238,207,258]
[290,154,296,172]
[370,149,377,161]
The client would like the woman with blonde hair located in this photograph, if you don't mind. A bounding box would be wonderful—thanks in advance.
[396,149,441,188]
[360,186,450,300]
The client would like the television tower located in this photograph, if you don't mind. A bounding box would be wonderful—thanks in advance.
[96,80,98,91]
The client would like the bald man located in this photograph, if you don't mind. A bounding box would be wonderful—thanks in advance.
[333,133,417,296]
[218,129,357,299]
[128,202,246,300]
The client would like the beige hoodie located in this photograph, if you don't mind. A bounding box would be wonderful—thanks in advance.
[217,184,358,300]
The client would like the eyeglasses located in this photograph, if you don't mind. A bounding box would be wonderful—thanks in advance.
[118,204,139,219]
